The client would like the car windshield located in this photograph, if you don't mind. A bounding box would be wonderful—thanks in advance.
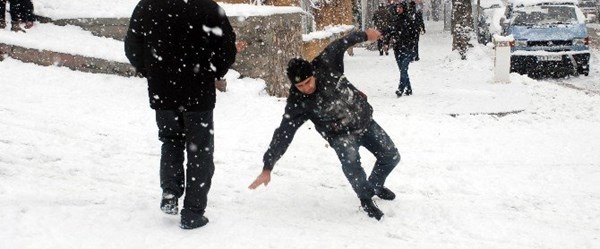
[512,5,577,26]
[580,1,596,7]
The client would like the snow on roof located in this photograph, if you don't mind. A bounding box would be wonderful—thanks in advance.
[507,0,578,6]
[479,0,504,9]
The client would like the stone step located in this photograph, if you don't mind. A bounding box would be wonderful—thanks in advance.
[0,43,135,76]
[0,22,135,76]
[53,18,130,41]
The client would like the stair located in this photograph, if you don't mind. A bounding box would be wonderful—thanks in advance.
[0,20,135,77]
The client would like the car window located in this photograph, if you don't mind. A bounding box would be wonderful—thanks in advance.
[512,6,577,26]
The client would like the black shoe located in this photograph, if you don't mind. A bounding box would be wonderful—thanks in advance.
[374,187,396,200]
[405,89,412,96]
[11,21,24,32]
[180,209,209,229]
[395,89,404,98]
[160,193,178,215]
[414,57,420,61]
[360,199,384,220]
[379,52,384,56]
[385,52,389,56]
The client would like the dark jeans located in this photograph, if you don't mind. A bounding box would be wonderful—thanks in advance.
[328,120,400,199]
[393,48,416,91]
[156,109,215,214]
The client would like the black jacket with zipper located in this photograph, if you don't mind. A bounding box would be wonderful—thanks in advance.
[263,31,373,171]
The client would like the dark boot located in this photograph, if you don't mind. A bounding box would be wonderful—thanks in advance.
[11,21,24,32]
[395,89,404,98]
[405,88,412,96]
[160,192,178,215]
[180,209,209,229]
[360,199,384,220]
[374,187,396,200]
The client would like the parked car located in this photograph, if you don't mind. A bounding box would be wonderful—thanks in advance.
[501,0,591,76]
[578,0,598,22]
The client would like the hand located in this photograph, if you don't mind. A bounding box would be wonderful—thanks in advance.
[215,79,227,92]
[236,41,247,52]
[365,28,382,42]
[248,170,271,189]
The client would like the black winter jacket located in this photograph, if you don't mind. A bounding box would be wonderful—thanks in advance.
[385,8,419,52]
[262,31,373,170]
[124,0,237,111]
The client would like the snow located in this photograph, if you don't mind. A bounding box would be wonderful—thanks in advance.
[0,23,129,63]
[33,0,303,19]
[2,3,600,249]
[303,25,356,41]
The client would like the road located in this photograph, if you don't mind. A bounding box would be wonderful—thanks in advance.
[589,23,600,51]
[545,24,600,95]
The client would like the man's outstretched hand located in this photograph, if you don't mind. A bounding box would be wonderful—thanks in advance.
[365,28,382,42]
[248,170,272,189]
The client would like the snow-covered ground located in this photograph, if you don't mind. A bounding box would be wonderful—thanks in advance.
[1,4,600,249]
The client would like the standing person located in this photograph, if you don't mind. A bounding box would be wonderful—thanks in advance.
[372,3,392,56]
[248,29,401,221]
[386,2,419,97]
[124,0,237,229]
[0,0,32,31]
[0,0,9,29]
[410,0,426,61]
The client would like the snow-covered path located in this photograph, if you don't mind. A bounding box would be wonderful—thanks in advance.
[1,21,600,249]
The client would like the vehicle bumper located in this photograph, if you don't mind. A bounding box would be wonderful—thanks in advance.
[511,52,590,75]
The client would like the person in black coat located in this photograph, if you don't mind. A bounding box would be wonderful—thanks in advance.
[249,29,401,221]
[385,2,419,97]
[372,3,392,56]
[124,0,237,230]
[409,0,426,61]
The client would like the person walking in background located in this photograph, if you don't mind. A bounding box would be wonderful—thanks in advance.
[372,3,392,56]
[409,0,426,61]
[386,2,419,97]
[249,29,401,221]
[124,0,237,230]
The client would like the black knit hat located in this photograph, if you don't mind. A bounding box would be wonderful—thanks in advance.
[286,58,314,84]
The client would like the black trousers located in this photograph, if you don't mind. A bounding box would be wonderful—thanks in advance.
[0,0,33,22]
[155,109,215,214]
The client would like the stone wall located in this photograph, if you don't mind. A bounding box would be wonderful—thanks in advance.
[50,13,304,97]
[230,13,303,97]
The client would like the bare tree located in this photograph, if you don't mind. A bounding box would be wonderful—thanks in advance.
[451,0,473,60]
